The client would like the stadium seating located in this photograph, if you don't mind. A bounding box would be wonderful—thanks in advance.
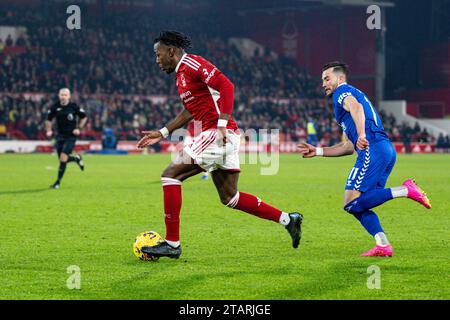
[0,4,444,146]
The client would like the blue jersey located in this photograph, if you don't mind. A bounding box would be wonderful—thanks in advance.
[332,83,389,148]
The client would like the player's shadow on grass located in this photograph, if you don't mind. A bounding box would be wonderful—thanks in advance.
[111,267,241,299]
[0,188,50,195]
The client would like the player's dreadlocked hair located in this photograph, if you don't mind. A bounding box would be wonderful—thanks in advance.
[153,30,192,49]
[322,61,349,77]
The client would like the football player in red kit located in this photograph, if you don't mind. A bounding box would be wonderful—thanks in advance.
[137,31,303,259]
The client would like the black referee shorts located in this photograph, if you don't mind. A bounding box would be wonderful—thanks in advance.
[55,136,76,156]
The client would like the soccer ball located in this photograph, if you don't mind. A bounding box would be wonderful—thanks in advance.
[133,231,164,261]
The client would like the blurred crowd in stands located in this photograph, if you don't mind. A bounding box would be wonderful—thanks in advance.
[0,93,334,142]
[379,110,438,144]
[0,5,318,98]
[2,93,449,150]
[0,4,447,150]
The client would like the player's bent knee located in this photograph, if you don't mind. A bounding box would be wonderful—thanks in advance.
[222,192,239,207]
[161,168,177,180]
[343,197,364,214]
[219,194,232,206]
[161,172,175,180]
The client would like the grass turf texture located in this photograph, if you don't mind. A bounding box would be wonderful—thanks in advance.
[0,153,448,300]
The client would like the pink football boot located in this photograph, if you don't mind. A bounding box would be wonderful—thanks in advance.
[402,179,431,209]
[360,245,393,257]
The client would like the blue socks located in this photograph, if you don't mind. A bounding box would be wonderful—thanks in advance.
[354,210,384,237]
[344,189,393,239]
[344,188,393,214]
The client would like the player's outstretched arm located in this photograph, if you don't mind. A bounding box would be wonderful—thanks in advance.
[137,109,193,148]
[298,134,354,158]
[164,108,193,135]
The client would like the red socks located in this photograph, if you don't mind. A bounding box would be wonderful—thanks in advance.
[228,192,282,222]
[161,178,182,242]
[161,177,282,243]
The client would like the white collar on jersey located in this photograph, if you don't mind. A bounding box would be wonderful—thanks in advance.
[337,82,348,88]
[175,53,187,73]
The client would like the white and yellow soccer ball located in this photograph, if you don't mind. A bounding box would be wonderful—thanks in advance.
[133,231,164,261]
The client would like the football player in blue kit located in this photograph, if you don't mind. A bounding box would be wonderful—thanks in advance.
[299,62,431,257]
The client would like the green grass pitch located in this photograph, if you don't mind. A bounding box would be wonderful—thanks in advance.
[0,153,448,300]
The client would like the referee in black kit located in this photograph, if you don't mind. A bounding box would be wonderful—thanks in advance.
[45,88,87,189]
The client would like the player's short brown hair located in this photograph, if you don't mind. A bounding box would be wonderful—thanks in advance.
[322,61,349,78]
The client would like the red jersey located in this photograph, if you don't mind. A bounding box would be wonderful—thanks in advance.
[175,53,239,132]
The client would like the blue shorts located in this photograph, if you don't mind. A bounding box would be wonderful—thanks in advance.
[345,140,396,192]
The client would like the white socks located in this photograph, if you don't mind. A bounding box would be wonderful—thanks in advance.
[279,212,291,226]
[374,232,390,246]
[166,240,180,248]
[390,186,408,198]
